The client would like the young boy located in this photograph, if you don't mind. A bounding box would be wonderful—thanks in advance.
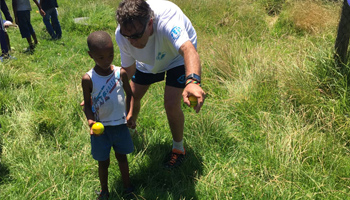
[40,0,61,39]
[82,31,136,199]
[1,0,13,51]
[0,0,14,60]
[12,0,45,51]
[0,2,9,61]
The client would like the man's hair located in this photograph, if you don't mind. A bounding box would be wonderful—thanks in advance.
[87,31,112,52]
[116,0,154,28]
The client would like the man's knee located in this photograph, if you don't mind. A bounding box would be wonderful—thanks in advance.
[164,99,181,113]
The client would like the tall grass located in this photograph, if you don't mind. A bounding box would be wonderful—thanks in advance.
[0,0,349,199]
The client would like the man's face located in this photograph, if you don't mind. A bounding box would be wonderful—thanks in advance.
[120,19,153,49]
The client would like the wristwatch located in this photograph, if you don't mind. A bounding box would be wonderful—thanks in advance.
[186,73,201,83]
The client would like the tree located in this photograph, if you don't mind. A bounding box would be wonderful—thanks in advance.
[335,0,350,67]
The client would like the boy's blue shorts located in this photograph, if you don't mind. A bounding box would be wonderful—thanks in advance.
[91,124,134,161]
[17,11,35,38]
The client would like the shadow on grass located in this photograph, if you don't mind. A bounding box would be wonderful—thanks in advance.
[109,132,204,199]
[0,134,10,186]
[0,162,10,185]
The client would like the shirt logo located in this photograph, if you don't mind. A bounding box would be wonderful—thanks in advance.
[156,52,166,60]
[171,26,182,40]
[93,72,119,120]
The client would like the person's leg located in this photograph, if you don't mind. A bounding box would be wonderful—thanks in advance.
[163,86,186,169]
[115,153,131,189]
[50,8,62,39]
[0,28,9,56]
[25,36,34,49]
[5,32,10,51]
[164,86,184,144]
[0,16,9,56]
[17,11,32,48]
[163,66,186,169]
[98,158,110,193]
[130,81,150,122]
[26,12,37,45]
[31,32,38,45]
[131,70,165,123]
[42,8,56,39]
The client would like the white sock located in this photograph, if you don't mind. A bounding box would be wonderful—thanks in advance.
[172,139,185,153]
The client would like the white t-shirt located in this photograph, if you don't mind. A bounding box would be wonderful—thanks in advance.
[86,66,127,126]
[115,0,197,74]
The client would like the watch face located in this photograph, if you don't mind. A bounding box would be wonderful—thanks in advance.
[187,73,201,82]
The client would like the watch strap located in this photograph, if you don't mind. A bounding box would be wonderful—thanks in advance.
[186,73,201,83]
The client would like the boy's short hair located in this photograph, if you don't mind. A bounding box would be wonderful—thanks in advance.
[87,31,112,52]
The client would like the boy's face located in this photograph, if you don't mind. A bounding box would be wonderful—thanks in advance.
[89,42,114,70]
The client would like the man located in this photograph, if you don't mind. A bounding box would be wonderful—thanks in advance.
[115,0,205,169]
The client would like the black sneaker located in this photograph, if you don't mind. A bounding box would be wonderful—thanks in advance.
[95,190,109,200]
[164,148,186,169]
[123,186,136,199]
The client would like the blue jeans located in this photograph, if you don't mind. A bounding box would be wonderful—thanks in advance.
[0,18,8,56]
[43,8,62,39]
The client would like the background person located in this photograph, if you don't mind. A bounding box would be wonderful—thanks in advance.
[12,0,45,51]
[0,0,13,60]
[1,0,14,50]
[40,0,61,39]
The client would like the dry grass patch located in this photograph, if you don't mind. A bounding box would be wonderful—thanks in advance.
[287,0,340,34]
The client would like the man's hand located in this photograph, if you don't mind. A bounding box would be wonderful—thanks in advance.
[182,83,205,113]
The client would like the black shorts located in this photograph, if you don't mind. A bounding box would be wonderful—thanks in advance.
[131,65,186,88]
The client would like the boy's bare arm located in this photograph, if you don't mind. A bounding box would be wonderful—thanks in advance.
[121,68,135,129]
[82,74,95,132]
[32,0,45,16]
[12,0,17,22]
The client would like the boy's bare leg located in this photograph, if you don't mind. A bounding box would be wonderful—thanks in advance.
[25,37,34,49]
[98,158,110,193]
[32,32,38,45]
[115,153,131,189]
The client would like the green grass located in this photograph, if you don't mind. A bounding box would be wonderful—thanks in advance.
[0,0,349,199]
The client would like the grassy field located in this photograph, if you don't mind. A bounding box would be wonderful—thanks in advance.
[0,0,349,199]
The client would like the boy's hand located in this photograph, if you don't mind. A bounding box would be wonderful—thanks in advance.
[126,116,136,129]
[89,121,103,136]
[39,9,45,16]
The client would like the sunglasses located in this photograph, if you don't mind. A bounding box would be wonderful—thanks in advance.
[120,22,147,40]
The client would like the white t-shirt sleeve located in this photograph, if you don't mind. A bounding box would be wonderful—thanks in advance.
[115,27,136,68]
[160,8,190,51]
